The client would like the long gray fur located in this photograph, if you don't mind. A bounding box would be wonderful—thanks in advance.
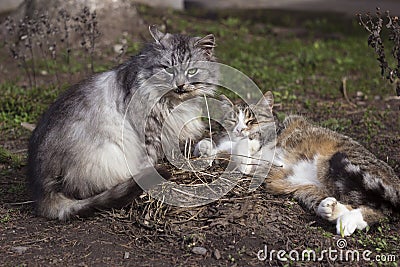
[27,26,217,220]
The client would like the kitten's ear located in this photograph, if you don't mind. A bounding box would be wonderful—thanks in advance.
[220,94,234,108]
[220,95,235,117]
[149,25,165,43]
[256,91,274,111]
[194,34,216,59]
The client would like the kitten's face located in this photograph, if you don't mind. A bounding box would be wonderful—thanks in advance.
[222,92,275,138]
[224,105,257,137]
[144,26,217,101]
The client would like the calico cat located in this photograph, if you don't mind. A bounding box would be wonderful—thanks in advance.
[28,26,217,220]
[197,91,400,236]
[195,92,277,174]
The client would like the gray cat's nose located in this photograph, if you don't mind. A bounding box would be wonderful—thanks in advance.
[175,84,186,93]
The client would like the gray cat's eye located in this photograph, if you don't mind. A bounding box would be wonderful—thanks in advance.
[187,68,198,75]
[164,66,174,74]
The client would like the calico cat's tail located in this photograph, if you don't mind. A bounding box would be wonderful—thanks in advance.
[329,152,400,212]
[35,166,171,220]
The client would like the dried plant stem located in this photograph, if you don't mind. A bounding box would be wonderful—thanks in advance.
[203,94,213,167]
[359,8,400,96]
[38,44,56,87]
[90,24,96,73]
[5,200,35,206]
[21,56,33,88]
[340,77,356,107]
[4,6,102,88]
[27,38,37,87]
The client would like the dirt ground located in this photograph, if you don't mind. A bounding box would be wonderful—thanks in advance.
[1,6,400,267]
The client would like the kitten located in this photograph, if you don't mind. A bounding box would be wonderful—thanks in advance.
[194,92,277,174]
[199,91,400,236]
[28,26,217,220]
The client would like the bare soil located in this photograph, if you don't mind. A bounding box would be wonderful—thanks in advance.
[1,7,399,267]
[1,88,399,267]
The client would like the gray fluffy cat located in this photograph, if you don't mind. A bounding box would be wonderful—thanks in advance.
[28,26,217,220]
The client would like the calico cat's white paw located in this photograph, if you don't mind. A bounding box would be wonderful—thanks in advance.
[194,139,216,158]
[248,139,261,154]
[336,209,368,236]
[317,197,349,222]
[238,161,254,175]
[233,138,260,175]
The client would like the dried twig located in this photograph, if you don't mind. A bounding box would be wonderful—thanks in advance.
[4,6,102,88]
[21,122,36,131]
[5,200,35,206]
[340,77,357,107]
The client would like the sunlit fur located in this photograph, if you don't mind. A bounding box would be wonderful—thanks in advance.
[221,92,399,236]
[241,96,399,236]
[195,91,276,174]
[28,26,217,220]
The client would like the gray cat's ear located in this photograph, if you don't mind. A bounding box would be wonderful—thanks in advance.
[149,25,165,43]
[195,34,216,58]
[256,91,274,111]
[195,34,216,48]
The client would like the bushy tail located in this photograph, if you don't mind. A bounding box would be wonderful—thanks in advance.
[329,152,400,212]
[36,166,171,220]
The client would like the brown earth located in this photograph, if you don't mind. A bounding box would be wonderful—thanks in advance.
[1,80,399,267]
[1,6,400,267]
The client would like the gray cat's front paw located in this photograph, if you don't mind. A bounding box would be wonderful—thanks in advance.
[317,197,349,222]
[336,209,368,236]
[194,139,216,158]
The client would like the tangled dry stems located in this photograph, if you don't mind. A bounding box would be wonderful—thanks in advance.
[358,8,400,96]
[4,6,100,88]
[103,158,268,239]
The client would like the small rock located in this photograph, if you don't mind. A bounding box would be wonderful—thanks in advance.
[192,246,207,255]
[213,249,221,260]
[124,251,129,259]
[356,101,367,106]
[113,44,124,54]
[11,246,28,254]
